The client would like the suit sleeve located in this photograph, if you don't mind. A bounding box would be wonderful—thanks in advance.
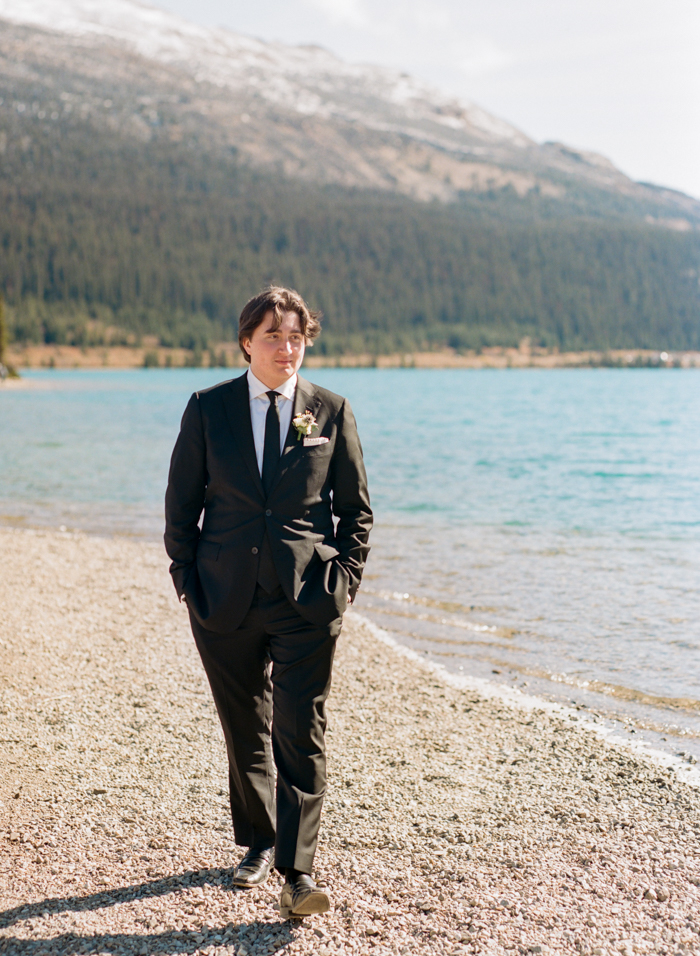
[164,392,207,597]
[331,398,373,601]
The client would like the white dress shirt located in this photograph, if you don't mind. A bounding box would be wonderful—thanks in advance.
[247,368,297,475]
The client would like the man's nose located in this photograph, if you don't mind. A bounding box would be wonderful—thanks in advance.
[279,338,293,353]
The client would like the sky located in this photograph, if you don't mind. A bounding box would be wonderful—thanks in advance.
[155,0,700,199]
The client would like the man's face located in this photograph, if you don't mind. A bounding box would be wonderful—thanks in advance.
[242,310,306,388]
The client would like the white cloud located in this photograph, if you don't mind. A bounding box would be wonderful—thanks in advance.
[404,0,451,31]
[456,36,511,77]
[303,0,368,27]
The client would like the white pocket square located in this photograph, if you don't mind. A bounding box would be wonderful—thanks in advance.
[303,436,330,446]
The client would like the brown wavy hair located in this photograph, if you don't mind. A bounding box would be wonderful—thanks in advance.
[238,286,322,362]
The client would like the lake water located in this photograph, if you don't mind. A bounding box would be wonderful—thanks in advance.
[1,368,699,758]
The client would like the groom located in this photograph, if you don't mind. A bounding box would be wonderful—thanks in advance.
[164,287,372,917]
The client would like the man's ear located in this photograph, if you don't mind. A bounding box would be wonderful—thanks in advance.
[241,338,252,357]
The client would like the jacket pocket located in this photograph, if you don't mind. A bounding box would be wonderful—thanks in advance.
[304,440,333,456]
[197,540,221,561]
[314,541,340,562]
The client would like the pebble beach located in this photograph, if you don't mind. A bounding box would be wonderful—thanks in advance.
[1,529,700,956]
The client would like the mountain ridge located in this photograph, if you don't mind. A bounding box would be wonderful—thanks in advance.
[1,0,698,221]
[0,0,699,354]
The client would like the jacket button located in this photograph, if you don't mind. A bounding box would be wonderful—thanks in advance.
[251,547,259,555]
[265,509,272,516]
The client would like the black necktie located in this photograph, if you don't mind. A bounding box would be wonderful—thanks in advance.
[261,390,280,496]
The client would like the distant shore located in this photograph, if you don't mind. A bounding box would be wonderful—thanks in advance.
[2,528,700,955]
[5,342,700,371]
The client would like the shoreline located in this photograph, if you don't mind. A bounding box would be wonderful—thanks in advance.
[6,518,690,769]
[6,344,700,371]
[2,528,700,955]
[360,614,700,790]
[2,519,700,768]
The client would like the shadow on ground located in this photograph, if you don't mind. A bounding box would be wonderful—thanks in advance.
[0,868,296,953]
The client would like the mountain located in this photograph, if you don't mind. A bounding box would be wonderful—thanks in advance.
[2,0,698,220]
[1,0,699,354]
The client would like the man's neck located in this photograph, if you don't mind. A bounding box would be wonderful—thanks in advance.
[247,368,297,395]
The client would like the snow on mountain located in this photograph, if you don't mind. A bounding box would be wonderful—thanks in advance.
[0,0,533,151]
[2,0,699,221]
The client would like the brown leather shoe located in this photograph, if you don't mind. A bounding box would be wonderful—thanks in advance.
[279,873,330,918]
[232,846,274,888]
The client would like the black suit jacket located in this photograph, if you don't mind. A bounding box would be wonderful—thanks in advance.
[164,372,372,633]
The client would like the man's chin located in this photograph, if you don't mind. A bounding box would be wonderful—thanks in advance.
[253,363,299,389]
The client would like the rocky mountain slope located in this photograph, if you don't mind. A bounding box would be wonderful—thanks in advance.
[0,0,698,224]
[1,0,698,353]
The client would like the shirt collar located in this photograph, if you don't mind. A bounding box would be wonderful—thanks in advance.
[247,368,297,402]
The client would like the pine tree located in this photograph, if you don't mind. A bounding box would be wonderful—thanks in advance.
[0,293,19,378]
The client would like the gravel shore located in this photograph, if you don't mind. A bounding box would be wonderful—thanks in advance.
[1,529,699,956]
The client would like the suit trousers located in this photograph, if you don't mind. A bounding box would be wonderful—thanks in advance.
[189,584,342,874]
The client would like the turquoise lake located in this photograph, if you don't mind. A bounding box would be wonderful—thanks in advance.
[1,367,699,756]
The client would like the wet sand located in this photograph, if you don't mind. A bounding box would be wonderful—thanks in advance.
[1,529,700,955]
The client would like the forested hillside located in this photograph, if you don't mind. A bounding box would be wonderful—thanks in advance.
[1,11,699,354]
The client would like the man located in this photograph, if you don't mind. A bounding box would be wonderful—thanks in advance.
[164,287,372,917]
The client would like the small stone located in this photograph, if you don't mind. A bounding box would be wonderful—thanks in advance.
[5,531,700,956]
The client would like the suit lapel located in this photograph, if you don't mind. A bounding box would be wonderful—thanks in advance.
[270,376,321,493]
[221,372,265,498]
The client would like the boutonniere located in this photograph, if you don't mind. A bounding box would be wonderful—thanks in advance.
[292,410,319,441]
